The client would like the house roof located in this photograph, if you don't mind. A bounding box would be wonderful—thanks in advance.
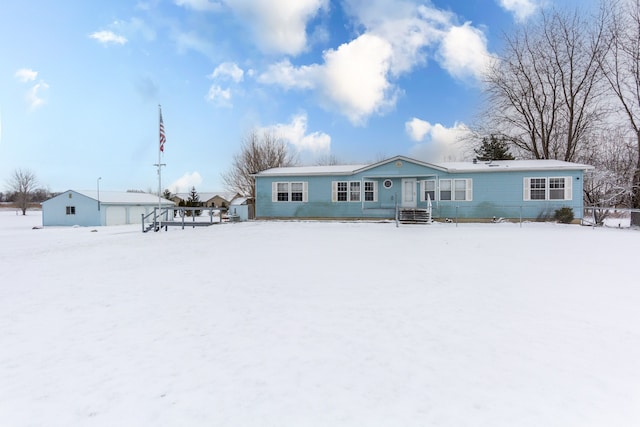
[439,159,594,173]
[72,190,175,205]
[255,164,368,176]
[255,156,593,177]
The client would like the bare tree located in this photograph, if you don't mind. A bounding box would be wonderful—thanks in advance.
[482,7,609,162]
[314,154,341,166]
[579,129,638,223]
[7,169,38,215]
[599,0,640,223]
[222,129,297,198]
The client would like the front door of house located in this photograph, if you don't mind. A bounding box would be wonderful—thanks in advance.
[402,178,417,208]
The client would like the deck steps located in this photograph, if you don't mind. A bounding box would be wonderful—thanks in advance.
[399,208,432,224]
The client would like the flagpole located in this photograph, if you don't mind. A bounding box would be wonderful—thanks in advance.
[154,104,166,229]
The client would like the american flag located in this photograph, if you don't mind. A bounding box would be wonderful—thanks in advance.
[159,107,166,153]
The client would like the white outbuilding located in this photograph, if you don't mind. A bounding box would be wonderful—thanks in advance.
[42,190,175,227]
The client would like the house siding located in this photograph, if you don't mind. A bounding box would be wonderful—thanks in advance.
[42,191,101,226]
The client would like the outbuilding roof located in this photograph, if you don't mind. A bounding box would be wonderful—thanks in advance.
[73,190,175,205]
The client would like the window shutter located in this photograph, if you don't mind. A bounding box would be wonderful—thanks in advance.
[523,178,531,201]
[564,176,572,200]
[466,179,473,201]
[302,182,308,202]
[419,181,425,202]
[331,181,337,202]
[272,182,277,202]
[373,181,378,202]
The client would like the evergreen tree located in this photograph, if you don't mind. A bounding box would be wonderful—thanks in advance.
[474,135,515,161]
[187,186,201,216]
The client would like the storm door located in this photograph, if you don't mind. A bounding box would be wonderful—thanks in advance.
[401,178,417,208]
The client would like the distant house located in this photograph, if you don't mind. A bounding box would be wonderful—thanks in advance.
[171,192,240,209]
[42,190,174,227]
[253,155,593,222]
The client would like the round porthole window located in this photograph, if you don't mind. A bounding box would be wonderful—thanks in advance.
[383,179,393,189]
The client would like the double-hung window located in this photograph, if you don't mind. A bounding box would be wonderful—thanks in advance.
[364,181,378,202]
[524,177,572,201]
[421,180,436,202]
[333,181,376,202]
[350,182,360,202]
[272,182,308,202]
[439,179,472,201]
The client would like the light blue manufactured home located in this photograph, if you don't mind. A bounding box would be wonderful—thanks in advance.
[42,190,175,227]
[254,155,593,222]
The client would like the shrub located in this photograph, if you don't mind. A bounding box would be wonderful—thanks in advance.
[554,207,574,224]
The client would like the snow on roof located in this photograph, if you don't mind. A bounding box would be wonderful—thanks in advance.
[439,159,594,172]
[256,157,593,177]
[255,164,368,176]
[74,190,175,205]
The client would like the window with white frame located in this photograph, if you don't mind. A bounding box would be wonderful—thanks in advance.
[350,182,361,202]
[549,178,566,200]
[421,180,436,202]
[364,181,378,201]
[66,206,76,215]
[332,181,372,202]
[439,179,472,201]
[272,182,308,202]
[440,179,452,200]
[524,177,572,201]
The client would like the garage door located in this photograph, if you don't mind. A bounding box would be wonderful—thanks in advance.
[128,207,147,224]
[106,206,127,225]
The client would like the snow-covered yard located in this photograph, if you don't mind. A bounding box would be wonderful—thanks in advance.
[1,210,639,427]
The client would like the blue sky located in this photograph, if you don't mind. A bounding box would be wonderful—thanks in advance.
[0,0,595,193]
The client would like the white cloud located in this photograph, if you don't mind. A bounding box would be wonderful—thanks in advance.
[343,1,451,76]
[89,30,128,45]
[405,117,432,142]
[259,34,396,125]
[258,59,318,90]
[175,0,222,11]
[224,0,328,55]
[261,113,330,153]
[319,34,396,125]
[437,22,494,82]
[26,81,49,111]
[498,0,539,22]
[168,172,203,194]
[15,69,38,83]
[406,118,470,162]
[206,85,232,106]
[210,62,244,82]
[257,1,494,124]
